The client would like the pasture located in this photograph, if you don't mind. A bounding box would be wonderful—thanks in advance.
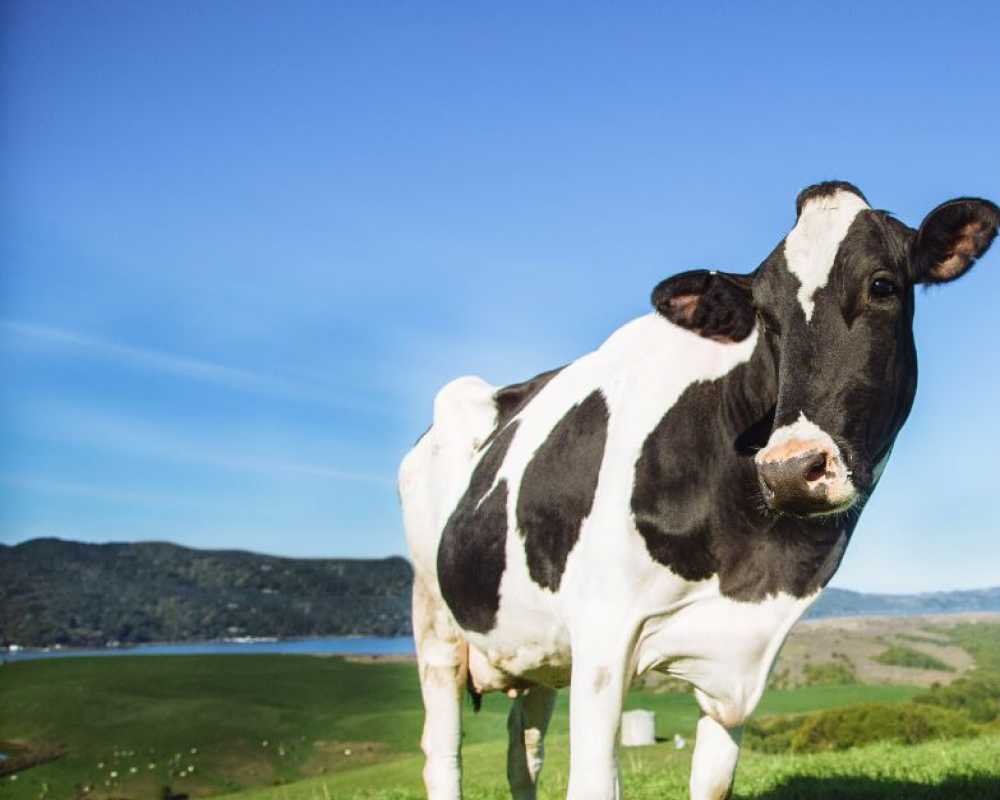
[3,619,1000,800]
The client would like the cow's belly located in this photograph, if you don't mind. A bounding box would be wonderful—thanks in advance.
[635,586,817,726]
[464,572,574,691]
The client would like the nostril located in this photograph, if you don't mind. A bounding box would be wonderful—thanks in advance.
[803,452,828,482]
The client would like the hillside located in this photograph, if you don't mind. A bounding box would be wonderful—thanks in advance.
[807,586,1000,619]
[2,538,999,648]
[0,538,412,647]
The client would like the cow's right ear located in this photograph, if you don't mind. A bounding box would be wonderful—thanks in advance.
[651,269,756,343]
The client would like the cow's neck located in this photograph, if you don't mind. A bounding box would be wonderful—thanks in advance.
[632,330,854,602]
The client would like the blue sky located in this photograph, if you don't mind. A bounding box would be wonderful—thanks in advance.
[2,1,998,593]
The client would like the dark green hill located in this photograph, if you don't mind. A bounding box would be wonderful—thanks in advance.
[0,538,412,646]
[2,538,998,648]
[808,586,1000,620]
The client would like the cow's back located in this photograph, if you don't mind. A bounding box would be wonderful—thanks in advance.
[399,375,500,580]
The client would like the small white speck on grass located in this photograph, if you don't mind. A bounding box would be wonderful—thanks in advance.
[148,763,156,770]
[109,771,118,779]
[344,748,352,756]
[190,747,198,754]
[9,775,17,782]
[129,767,137,774]
[188,765,195,772]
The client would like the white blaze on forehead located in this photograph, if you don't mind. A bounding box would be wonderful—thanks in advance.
[784,189,870,322]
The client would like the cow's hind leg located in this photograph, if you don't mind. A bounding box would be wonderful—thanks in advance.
[507,686,557,800]
[689,714,743,800]
[413,577,467,800]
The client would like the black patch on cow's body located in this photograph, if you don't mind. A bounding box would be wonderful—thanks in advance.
[631,337,853,601]
[516,390,610,591]
[437,422,519,633]
[482,367,564,449]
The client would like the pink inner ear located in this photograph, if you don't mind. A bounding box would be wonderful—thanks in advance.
[932,222,986,281]
[669,293,701,324]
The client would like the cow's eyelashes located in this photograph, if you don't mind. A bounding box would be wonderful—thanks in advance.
[869,276,898,299]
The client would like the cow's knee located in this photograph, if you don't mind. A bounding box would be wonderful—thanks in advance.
[690,715,743,800]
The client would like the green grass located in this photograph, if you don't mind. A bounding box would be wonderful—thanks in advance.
[874,645,955,672]
[219,734,1000,800]
[895,633,952,647]
[0,656,918,800]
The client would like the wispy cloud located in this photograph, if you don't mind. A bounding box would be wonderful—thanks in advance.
[0,473,211,507]
[12,402,394,486]
[0,319,366,409]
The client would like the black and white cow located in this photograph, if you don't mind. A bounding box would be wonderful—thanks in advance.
[398,182,999,800]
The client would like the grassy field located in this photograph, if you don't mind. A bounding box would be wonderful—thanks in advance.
[3,620,1000,800]
[0,655,919,800]
[222,735,1000,800]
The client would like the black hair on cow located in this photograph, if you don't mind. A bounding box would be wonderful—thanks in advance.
[467,673,482,713]
[795,180,869,218]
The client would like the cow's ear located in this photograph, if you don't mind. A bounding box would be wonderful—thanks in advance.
[911,198,1000,284]
[651,269,756,343]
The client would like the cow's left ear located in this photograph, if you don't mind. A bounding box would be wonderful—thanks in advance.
[911,198,1000,284]
[651,269,756,343]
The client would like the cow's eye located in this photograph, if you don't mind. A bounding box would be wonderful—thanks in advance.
[870,277,898,298]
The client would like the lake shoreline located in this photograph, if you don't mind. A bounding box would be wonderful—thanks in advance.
[3,634,416,663]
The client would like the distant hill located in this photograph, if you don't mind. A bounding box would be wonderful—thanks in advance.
[2,538,998,648]
[807,585,1000,619]
[0,538,412,647]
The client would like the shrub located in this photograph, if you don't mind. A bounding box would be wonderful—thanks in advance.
[914,671,1000,723]
[874,645,955,672]
[801,660,858,686]
[744,702,977,754]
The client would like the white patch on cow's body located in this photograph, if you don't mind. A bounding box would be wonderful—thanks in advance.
[757,411,857,509]
[632,576,821,727]
[784,189,870,322]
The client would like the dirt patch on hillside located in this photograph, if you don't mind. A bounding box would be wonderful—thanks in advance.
[771,613,1000,688]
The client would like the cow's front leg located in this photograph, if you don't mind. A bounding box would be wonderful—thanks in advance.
[566,654,629,800]
[689,714,743,800]
[413,578,467,800]
[507,685,557,800]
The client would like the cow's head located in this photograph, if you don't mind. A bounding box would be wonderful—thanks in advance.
[652,181,999,518]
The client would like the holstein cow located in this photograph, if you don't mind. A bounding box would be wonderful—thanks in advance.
[398,181,999,800]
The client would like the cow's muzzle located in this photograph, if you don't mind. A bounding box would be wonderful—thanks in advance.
[755,421,857,517]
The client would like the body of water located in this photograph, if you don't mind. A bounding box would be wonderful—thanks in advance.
[3,636,415,663]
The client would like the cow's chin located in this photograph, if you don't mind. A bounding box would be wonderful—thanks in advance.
[797,492,860,520]
[764,483,860,520]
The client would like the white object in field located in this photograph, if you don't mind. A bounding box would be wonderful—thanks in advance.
[620,709,656,747]
[674,733,686,750]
